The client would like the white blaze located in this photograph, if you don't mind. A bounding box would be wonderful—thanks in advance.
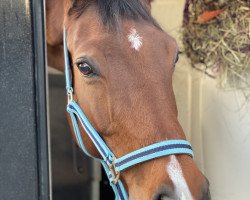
[167,156,194,200]
[128,28,143,51]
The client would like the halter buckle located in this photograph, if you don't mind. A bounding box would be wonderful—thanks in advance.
[108,157,120,184]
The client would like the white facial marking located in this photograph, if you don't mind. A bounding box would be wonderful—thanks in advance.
[167,156,194,200]
[128,28,143,51]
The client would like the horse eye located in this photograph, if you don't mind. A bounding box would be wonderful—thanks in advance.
[174,52,179,64]
[77,62,94,76]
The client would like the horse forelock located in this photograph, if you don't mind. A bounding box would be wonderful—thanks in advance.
[68,0,161,30]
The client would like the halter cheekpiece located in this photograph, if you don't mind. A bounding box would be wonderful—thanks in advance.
[63,28,194,200]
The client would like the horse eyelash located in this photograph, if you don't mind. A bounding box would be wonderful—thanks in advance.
[174,50,181,64]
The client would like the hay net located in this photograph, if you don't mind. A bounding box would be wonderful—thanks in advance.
[183,0,250,90]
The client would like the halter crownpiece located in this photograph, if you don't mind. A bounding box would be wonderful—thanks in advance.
[63,27,194,200]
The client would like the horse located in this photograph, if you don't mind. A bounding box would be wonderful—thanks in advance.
[46,0,211,199]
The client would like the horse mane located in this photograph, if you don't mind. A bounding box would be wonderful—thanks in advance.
[68,0,161,29]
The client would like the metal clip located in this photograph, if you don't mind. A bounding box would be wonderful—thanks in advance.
[67,87,73,103]
[108,157,120,184]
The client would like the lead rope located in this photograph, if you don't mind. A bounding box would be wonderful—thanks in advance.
[63,27,194,200]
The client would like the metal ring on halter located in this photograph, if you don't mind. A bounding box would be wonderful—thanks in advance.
[67,87,74,103]
[108,157,120,184]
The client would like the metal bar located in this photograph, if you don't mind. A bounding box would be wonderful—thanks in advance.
[32,0,51,199]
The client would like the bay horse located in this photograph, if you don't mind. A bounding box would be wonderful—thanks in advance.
[46,0,211,199]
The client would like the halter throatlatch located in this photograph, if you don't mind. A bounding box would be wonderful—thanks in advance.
[63,28,194,200]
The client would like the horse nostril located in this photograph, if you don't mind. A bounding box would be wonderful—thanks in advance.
[152,186,173,200]
[201,179,211,200]
[201,189,211,200]
[157,194,171,200]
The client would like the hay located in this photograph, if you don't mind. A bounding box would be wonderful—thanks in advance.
[183,0,250,90]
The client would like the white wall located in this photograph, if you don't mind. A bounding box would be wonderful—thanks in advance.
[152,1,250,200]
[198,77,250,200]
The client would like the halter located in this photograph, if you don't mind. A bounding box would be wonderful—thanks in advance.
[63,28,194,200]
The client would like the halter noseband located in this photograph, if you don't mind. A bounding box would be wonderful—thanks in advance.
[63,28,194,200]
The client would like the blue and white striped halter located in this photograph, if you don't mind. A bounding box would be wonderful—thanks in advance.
[63,28,194,200]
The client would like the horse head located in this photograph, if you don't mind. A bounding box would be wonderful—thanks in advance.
[48,0,211,199]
